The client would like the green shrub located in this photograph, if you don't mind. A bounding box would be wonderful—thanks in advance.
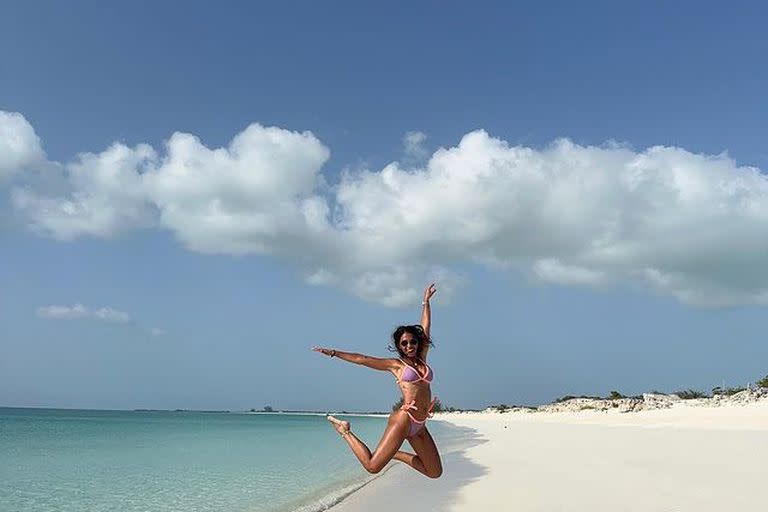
[553,394,601,403]
[757,375,768,389]
[674,389,708,399]
[607,391,626,400]
[712,386,746,396]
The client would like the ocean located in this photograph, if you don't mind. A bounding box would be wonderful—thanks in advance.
[0,407,448,512]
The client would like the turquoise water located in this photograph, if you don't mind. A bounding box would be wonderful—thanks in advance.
[0,408,439,512]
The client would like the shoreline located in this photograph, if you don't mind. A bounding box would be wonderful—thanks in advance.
[328,399,768,511]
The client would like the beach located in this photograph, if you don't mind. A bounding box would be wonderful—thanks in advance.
[331,400,768,511]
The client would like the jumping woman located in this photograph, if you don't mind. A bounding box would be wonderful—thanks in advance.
[312,283,442,478]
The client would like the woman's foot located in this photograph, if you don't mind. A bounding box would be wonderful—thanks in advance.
[327,415,351,436]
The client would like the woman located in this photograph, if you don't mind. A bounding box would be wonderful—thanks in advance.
[312,283,442,478]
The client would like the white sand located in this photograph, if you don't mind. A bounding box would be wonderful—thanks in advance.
[330,402,768,511]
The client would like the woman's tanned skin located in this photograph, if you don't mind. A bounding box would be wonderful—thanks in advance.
[313,283,442,478]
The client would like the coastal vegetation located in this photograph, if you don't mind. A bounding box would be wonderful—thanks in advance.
[711,387,746,397]
[489,404,536,412]
[243,374,768,415]
[554,394,603,403]
[547,372,768,405]
[674,389,708,399]
[248,405,274,412]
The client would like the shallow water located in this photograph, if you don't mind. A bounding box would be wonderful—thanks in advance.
[1,408,429,512]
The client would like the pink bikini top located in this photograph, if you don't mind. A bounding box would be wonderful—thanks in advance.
[398,358,434,383]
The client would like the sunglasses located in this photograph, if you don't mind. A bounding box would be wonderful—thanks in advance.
[399,339,419,347]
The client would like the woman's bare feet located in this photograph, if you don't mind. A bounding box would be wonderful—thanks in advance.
[327,415,350,436]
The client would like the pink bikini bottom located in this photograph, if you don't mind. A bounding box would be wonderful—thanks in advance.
[400,397,438,437]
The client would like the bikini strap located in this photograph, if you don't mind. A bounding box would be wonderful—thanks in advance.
[401,397,438,415]
[426,396,438,417]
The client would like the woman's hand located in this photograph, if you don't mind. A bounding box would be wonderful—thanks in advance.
[423,283,437,303]
[312,346,336,357]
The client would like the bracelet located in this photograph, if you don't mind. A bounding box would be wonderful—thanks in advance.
[421,301,428,306]
[330,350,336,357]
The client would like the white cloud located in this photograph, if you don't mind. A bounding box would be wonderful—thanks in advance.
[12,143,157,240]
[0,111,45,179]
[402,131,428,163]
[330,133,768,306]
[7,110,768,308]
[37,304,90,320]
[304,264,465,308]
[37,304,131,323]
[143,125,330,255]
[92,307,131,323]
[150,327,165,337]
[533,258,609,287]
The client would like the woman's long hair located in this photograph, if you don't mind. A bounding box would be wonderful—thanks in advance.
[389,324,434,359]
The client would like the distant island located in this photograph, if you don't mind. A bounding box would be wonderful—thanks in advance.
[133,409,231,413]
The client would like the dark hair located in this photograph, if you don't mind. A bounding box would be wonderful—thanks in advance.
[389,324,434,358]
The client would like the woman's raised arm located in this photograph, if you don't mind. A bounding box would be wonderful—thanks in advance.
[419,283,436,359]
[313,347,398,372]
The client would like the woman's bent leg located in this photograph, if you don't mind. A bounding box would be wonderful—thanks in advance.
[330,412,410,474]
[393,450,430,476]
[404,426,442,478]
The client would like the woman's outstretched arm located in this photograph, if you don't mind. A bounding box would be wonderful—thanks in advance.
[420,283,436,360]
[313,347,398,372]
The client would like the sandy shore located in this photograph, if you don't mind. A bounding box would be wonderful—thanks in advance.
[330,402,768,511]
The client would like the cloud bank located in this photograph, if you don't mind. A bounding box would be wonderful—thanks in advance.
[5,110,768,307]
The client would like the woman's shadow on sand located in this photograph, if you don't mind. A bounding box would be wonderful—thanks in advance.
[335,422,488,511]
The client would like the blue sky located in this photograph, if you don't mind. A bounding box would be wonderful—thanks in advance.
[2,1,768,411]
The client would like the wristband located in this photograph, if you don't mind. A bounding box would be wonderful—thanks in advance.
[330,350,336,357]
[421,301,428,306]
